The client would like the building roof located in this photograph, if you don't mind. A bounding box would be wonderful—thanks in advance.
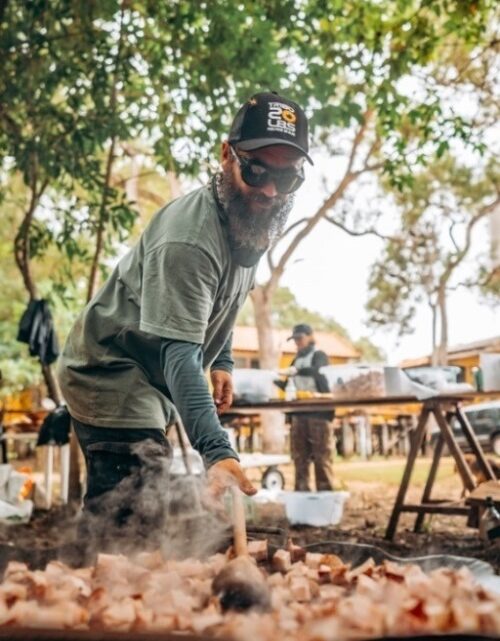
[447,335,500,356]
[232,325,360,359]
[400,334,500,367]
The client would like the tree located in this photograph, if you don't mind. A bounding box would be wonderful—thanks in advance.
[0,178,41,397]
[246,0,497,448]
[0,2,138,400]
[0,0,298,399]
[363,12,500,364]
[237,286,385,361]
[366,156,500,364]
[2,1,497,452]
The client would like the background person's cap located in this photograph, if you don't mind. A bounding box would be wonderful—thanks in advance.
[287,323,313,340]
[229,91,313,165]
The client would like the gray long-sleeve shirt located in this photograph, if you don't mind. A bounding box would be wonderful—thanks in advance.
[57,184,256,463]
[160,337,238,466]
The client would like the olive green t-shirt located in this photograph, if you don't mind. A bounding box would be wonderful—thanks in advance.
[57,184,256,429]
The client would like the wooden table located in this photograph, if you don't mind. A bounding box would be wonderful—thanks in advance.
[466,480,500,514]
[226,392,500,539]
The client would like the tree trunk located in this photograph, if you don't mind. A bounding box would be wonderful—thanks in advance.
[167,171,183,199]
[86,136,117,303]
[14,178,76,500]
[251,285,280,369]
[436,287,449,365]
[250,285,286,453]
[86,6,124,302]
[41,364,61,405]
[430,303,438,366]
[14,180,62,405]
[244,115,376,453]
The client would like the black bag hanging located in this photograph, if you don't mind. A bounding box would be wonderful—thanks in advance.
[17,299,60,365]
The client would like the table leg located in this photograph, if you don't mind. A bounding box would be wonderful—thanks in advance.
[341,418,354,457]
[44,445,54,510]
[249,418,256,453]
[454,406,496,481]
[380,423,389,457]
[385,406,431,540]
[414,433,444,533]
[431,405,476,492]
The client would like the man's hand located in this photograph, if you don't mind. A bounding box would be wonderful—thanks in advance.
[211,369,233,415]
[207,458,257,500]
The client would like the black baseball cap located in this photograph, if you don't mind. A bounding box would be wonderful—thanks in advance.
[287,323,313,340]
[229,91,313,165]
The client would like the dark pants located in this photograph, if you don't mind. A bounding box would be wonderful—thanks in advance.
[290,416,334,491]
[73,419,172,553]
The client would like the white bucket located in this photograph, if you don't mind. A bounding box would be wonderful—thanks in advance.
[279,491,350,527]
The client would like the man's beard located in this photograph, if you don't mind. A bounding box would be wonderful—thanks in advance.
[218,166,295,253]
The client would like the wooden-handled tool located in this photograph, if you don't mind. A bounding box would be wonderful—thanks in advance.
[212,486,271,611]
[231,485,248,556]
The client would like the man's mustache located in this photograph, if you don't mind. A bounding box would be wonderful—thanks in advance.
[249,193,286,208]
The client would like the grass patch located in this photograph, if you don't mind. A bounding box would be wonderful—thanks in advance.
[335,457,456,487]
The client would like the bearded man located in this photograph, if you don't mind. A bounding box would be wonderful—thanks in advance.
[57,92,311,549]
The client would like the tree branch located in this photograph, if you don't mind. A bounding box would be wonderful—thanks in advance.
[112,171,159,188]
[440,193,500,285]
[324,216,396,242]
[280,217,311,241]
[86,3,126,303]
[479,264,500,289]
[13,158,49,300]
[448,220,460,252]
[266,110,375,292]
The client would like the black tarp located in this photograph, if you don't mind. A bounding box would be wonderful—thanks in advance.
[17,299,59,365]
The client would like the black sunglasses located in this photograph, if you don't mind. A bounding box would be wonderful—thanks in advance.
[230,145,304,194]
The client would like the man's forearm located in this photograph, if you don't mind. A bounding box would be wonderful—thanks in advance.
[160,339,238,466]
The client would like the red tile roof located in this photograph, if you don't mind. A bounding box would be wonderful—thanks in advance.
[233,326,360,359]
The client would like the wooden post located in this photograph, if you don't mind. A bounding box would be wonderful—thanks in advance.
[380,423,389,457]
[385,406,431,540]
[44,445,54,509]
[414,433,444,532]
[454,407,496,481]
[341,418,354,458]
[431,405,476,492]
[231,486,248,557]
[59,443,70,504]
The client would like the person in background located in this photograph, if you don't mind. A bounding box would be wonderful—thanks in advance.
[57,91,312,548]
[280,324,335,491]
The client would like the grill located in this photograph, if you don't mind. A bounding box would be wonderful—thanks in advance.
[0,537,498,641]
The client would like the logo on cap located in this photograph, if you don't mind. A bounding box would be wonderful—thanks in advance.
[267,102,297,138]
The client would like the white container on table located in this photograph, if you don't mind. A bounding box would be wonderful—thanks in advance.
[278,490,350,527]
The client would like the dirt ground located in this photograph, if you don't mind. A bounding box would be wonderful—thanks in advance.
[284,457,500,573]
[289,479,500,573]
[0,456,498,573]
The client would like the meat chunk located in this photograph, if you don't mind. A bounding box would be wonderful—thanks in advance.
[272,549,291,573]
[289,576,312,602]
[247,539,268,562]
[286,540,306,563]
[0,545,498,640]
